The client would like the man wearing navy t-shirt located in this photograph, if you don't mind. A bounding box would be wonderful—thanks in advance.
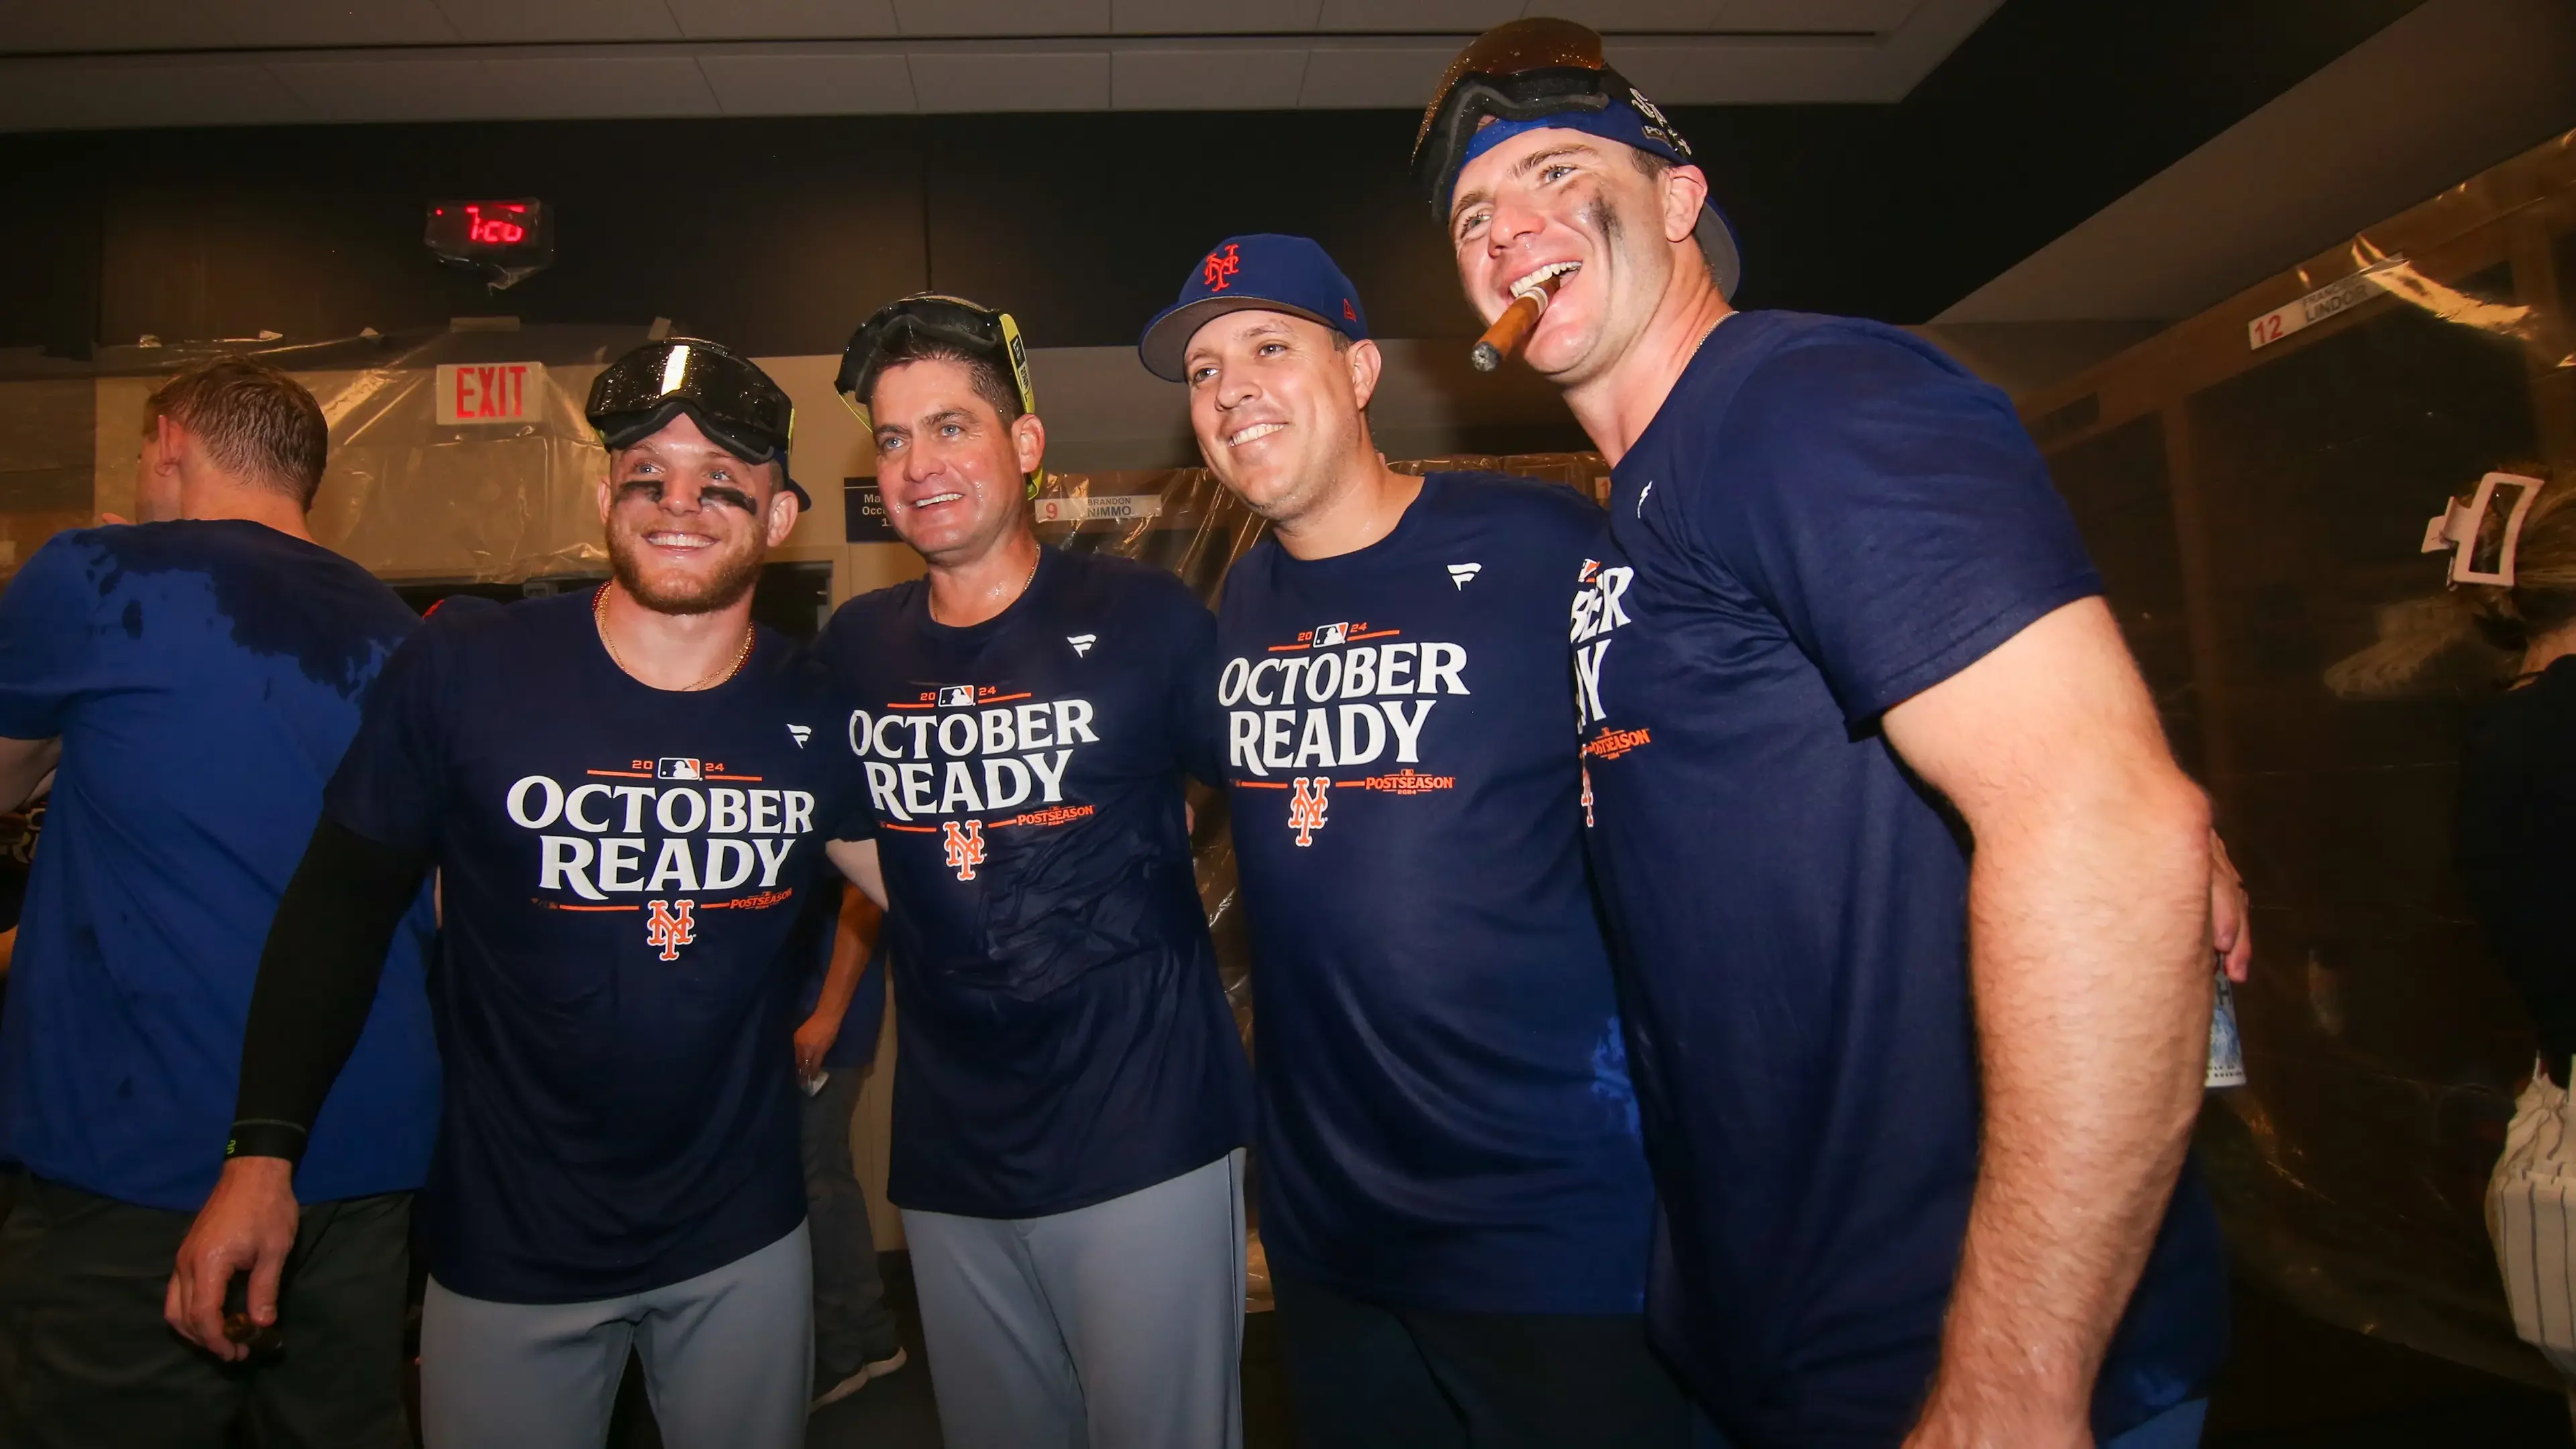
[819,296,1252,1449]
[170,339,863,1449]
[1416,19,2232,1449]
[1138,235,1688,1447]
[0,360,439,1448]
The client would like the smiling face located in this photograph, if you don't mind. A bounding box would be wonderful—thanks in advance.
[596,410,798,614]
[868,356,1044,568]
[1448,127,1709,390]
[1183,309,1379,530]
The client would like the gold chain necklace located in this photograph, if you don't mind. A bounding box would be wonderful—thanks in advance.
[928,551,1041,628]
[593,583,754,691]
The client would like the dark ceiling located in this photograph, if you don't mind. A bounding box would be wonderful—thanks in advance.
[0,0,2431,357]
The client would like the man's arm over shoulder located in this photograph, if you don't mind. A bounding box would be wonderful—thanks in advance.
[1884,598,2212,1448]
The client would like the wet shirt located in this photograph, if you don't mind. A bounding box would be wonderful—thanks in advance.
[1217,472,1654,1315]
[325,590,863,1303]
[1572,312,2229,1444]
[0,522,439,1212]
[822,547,1251,1219]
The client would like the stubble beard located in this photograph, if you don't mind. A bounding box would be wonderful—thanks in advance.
[1222,407,1364,535]
[607,519,767,616]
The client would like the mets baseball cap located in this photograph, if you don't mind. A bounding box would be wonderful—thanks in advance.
[1138,234,1371,383]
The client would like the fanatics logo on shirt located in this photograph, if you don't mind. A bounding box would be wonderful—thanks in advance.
[1446,563,1482,590]
[787,724,812,749]
[1067,634,1097,657]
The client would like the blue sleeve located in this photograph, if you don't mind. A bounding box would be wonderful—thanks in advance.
[320,617,455,853]
[1694,334,2102,723]
[0,534,103,740]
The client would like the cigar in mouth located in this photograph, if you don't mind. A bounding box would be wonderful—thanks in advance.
[1470,270,1568,372]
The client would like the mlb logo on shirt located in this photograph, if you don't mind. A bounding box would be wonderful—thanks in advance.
[1311,623,1348,648]
[937,685,977,708]
[655,757,703,781]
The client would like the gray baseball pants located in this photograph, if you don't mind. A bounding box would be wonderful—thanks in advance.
[901,1148,1246,1449]
[417,1221,812,1449]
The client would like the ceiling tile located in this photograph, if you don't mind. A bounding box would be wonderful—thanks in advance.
[0,57,314,129]
[0,0,233,54]
[892,0,1109,38]
[264,56,510,120]
[432,0,682,44]
[1109,0,1321,35]
[666,0,898,40]
[1112,44,1305,109]
[480,53,719,116]
[1544,0,1719,30]
[213,1,462,49]
[1311,0,1516,34]
[1608,36,1887,102]
[698,48,915,111]
[908,45,1108,109]
[1296,41,1452,107]
[1709,0,1918,34]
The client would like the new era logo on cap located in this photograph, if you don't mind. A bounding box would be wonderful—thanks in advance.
[1138,234,1372,382]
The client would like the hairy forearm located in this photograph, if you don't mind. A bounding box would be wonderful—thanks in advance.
[1921,772,2211,1436]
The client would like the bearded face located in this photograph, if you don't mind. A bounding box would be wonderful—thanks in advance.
[597,412,794,614]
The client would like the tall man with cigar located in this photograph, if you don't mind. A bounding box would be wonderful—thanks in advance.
[1420,19,2231,1449]
[170,339,865,1449]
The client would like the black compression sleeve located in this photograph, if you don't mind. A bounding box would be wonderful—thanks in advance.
[228,819,431,1163]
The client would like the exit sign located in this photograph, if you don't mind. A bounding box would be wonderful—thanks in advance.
[435,362,545,425]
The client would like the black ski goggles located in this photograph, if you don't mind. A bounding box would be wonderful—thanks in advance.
[586,339,808,506]
[1413,17,1741,299]
[837,294,1046,496]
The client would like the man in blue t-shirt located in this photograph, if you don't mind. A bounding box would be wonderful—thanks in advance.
[1138,235,1689,1447]
[169,339,864,1449]
[1414,19,2235,1449]
[819,294,1252,1449]
[0,358,439,1448]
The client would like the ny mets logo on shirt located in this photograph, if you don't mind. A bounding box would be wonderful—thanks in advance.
[645,900,698,960]
[1223,621,1462,842]
[1288,777,1330,846]
[847,683,1102,885]
[504,755,810,959]
[943,820,987,880]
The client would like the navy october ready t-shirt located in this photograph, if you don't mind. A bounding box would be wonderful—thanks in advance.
[1574,313,2227,1444]
[822,547,1252,1220]
[0,523,439,1212]
[1218,472,1654,1316]
[325,590,865,1303]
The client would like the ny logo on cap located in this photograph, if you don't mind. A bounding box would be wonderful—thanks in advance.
[1203,244,1242,292]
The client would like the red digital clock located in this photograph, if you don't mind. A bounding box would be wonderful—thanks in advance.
[425,199,555,287]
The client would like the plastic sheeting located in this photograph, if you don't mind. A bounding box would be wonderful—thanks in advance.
[76,327,650,584]
[2019,128,2576,1386]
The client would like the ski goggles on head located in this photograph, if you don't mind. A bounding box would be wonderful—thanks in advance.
[837,294,1046,497]
[1413,17,1741,300]
[586,338,809,506]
